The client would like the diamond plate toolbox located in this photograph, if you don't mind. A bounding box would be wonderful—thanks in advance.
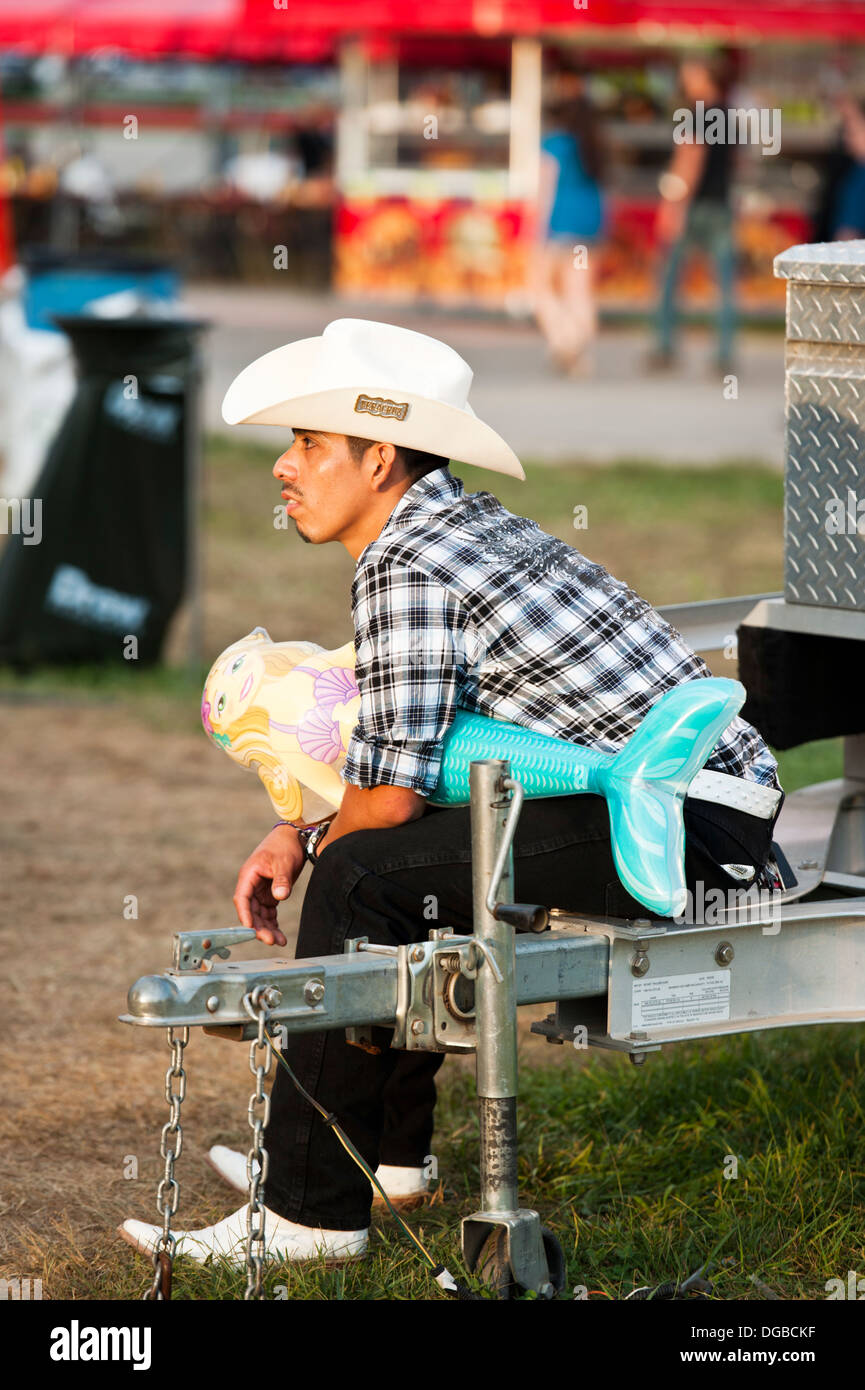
[775,241,865,611]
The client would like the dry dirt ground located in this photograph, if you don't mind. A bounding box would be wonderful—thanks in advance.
[0,695,566,1293]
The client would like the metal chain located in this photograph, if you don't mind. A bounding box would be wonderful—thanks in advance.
[144,1025,189,1301]
[243,988,272,1300]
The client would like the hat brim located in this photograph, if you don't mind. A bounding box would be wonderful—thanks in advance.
[221,338,525,481]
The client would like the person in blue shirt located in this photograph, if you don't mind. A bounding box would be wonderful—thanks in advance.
[530,73,605,376]
[812,95,865,243]
[829,96,865,239]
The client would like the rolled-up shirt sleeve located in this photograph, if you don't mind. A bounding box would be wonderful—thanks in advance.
[343,561,468,795]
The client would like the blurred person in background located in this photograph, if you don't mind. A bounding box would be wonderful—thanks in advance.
[813,94,865,240]
[529,68,605,377]
[649,54,737,375]
[292,126,335,208]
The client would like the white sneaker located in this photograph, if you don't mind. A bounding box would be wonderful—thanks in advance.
[207,1145,430,1210]
[117,1202,367,1268]
[372,1163,431,1210]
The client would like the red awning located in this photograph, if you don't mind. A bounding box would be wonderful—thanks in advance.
[1,0,865,56]
[0,0,329,60]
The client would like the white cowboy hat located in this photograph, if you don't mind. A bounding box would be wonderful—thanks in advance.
[221,317,525,480]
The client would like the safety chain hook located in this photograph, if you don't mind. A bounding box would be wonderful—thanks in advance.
[243,988,272,1300]
[144,1025,189,1301]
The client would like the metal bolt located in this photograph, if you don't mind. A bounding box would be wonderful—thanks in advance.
[410,1019,425,1036]
[631,918,652,928]
[629,1052,647,1066]
[797,859,819,871]
[411,946,425,963]
[261,986,282,1008]
[715,941,734,967]
[205,995,220,1013]
[303,979,325,1006]
[631,949,650,978]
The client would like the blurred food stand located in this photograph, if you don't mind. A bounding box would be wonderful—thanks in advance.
[1,2,865,314]
[331,12,865,315]
[0,2,338,286]
[333,34,536,310]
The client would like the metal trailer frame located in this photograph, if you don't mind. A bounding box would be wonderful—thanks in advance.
[120,594,865,1296]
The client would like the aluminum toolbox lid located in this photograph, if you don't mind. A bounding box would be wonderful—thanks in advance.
[775,240,865,284]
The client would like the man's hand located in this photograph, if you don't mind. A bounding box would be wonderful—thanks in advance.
[655,194,688,246]
[656,139,705,245]
[233,824,306,946]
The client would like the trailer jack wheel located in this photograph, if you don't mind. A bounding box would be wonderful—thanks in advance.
[476,1225,566,1299]
[540,1226,567,1295]
[476,1227,515,1299]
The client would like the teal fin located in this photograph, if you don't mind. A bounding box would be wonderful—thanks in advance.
[600,679,746,917]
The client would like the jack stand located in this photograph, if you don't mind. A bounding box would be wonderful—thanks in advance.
[460,759,565,1299]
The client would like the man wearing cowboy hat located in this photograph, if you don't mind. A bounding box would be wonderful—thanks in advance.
[120,317,783,1268]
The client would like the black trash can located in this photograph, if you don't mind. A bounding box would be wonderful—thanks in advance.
[0,313,207,668]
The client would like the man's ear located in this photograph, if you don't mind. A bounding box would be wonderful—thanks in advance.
[367,440,400,492]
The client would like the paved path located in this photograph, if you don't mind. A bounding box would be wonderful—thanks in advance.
[185,283,787,468]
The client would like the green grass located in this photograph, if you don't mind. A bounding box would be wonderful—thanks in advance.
[86,1023,864,1302]
[774,739,843,794]
[203,434,786,608]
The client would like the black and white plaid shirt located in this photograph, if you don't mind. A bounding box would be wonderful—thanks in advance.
[343,468,780,796]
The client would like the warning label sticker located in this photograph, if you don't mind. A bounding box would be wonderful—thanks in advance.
[631,970,731,1032]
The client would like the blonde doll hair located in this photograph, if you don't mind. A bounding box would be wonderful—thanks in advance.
[224,706,303,820]
[212,646,319,821]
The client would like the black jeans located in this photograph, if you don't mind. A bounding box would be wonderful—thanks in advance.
[263,792,779,1230]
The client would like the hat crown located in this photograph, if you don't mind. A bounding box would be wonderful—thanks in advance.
[322,318,473,409]
[220,316,525,479]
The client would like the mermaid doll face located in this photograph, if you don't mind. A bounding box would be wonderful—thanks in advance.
[204,647,266,737]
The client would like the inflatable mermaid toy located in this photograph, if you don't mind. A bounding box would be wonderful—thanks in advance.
[202,627,746,918]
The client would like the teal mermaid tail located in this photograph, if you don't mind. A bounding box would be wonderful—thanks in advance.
[431,677,746,918]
